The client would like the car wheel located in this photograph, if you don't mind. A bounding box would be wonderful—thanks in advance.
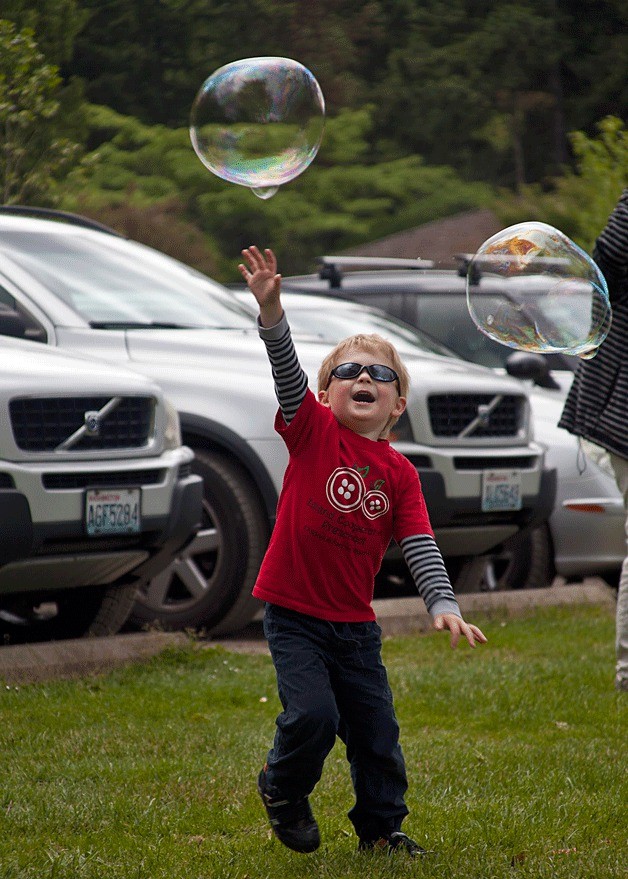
[0,581,138,643]
[450,525,554,594]
[129,450,268,634]
[450,524,554,593]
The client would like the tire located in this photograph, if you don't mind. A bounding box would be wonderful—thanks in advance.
[129,450,269,634]
[0,581,138,644]
[449,524,554,594]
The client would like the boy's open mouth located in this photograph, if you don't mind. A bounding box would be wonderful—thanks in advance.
[352,390,375,403]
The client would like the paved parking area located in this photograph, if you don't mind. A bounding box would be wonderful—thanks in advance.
[0,579,616,685]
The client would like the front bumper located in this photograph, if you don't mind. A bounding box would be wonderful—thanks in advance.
[414,465,557,557]
[0,448,203,595]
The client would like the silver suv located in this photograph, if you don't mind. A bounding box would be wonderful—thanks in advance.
[0,208,553,634]
[0,334,202,642]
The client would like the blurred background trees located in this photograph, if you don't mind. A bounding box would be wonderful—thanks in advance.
[1,0,626,279]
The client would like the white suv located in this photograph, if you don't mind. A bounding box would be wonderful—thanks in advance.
[0,333,202,642]
[0,208,553,635]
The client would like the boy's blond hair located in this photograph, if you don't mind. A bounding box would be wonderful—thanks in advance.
[317,334,410,438]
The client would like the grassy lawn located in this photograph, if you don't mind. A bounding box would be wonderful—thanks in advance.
[1,604,626,879]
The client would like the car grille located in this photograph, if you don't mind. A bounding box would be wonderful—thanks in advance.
[10,396,155,451]
[428,394,523,438]
[42,469,165,490]
[453,455,538,470]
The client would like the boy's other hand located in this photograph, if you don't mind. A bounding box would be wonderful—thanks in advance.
[238,246,283,327]
[433,613,487,649]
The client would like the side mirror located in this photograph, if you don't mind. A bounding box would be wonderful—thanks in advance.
[505,351,561,390]
[0,303,29,339]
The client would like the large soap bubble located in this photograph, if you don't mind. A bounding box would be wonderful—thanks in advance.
[190,56,325,199]
[466,221,612,359]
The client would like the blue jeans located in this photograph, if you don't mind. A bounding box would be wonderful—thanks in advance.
[262,603,409,840]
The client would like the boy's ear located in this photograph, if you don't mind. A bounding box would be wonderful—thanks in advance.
[393,396,407,417]
[318,389,330,407]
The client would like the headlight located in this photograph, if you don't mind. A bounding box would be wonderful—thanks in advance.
[388,410,415,443]
[580,438,615,478]
[163,398,182,449]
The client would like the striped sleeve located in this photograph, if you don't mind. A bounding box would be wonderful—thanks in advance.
[257,312,309,424]
[594,188,628,301]
[399,533,461,618]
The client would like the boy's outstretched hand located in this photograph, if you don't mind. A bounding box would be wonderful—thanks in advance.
[433,613,487,649]
[238,246,283,328]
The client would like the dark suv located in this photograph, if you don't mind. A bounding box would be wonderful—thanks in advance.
[280,256,578,393]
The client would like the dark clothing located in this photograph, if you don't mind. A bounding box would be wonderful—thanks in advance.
[558,189,628,458]
[262,603,409,840]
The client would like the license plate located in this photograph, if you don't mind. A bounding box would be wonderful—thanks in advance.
[85,488,141,536]
[482,470,522,512]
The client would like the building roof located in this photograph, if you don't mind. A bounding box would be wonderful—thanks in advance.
[344,209,503,268]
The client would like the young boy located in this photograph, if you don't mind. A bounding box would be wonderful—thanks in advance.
[238,245,487,856]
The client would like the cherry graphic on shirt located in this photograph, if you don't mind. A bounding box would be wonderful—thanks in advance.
[362,489,390,520]
[326,467,366,512]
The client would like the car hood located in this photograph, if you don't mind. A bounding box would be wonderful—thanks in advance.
[124,328,528,395]
[526,386,579,461]
[527,386,568,427]
[120,328,533,448]
[0,335,158,395]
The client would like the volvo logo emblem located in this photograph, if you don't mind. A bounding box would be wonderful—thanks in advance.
[56,397,122,451]
[476,404,492,428]
[84,410,102,436]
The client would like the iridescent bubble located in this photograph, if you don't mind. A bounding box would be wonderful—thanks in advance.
[190,57,325,199]
[466,222,612,359]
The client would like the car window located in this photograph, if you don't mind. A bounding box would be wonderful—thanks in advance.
[416,293,576,373]
[0,280,47,341]
[355,292,405,319]
[284,304,454,357]
[416,296,513,368]
[0,283,16,308]
[0,231,255,329]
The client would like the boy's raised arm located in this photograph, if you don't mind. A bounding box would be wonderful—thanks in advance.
[239,246,284,328]
[239,245,309,425]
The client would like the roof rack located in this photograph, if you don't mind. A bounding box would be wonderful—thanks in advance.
[455,251,573,283]
[454,253,475,278]
[0,205,122,236]
[316,255,435,288]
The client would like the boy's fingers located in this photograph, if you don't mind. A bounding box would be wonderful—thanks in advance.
[435,614,487,649]
[247,245,267,271]
[265,248,277,273]
[460,622,487,648]
[470,624,488,644]
[463,625,477,648]
[240,247,260,271]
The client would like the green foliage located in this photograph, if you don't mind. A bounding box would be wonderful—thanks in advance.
[317,106,374,165]
[1,0,88,65]
[493,116,628,252]
[60,103,495,280]
[0,19,82,205]
[4,0,626,196]
[0,605,626,878]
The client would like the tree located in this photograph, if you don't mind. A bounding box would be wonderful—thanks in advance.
[61,0,627,186]
[494,116,628,251]
[1,0,87,66]
[0,20,81,204]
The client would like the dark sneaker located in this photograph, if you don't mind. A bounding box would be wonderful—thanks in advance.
[257,768,320,853]
[358,831,428,857]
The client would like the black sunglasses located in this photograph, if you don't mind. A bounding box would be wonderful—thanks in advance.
[328,362,400,389]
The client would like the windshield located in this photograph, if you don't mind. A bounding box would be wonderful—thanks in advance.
[283,303,455,357]
[0,230,255,329]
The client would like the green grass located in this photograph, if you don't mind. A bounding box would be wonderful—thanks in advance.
[1,605,626,879]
